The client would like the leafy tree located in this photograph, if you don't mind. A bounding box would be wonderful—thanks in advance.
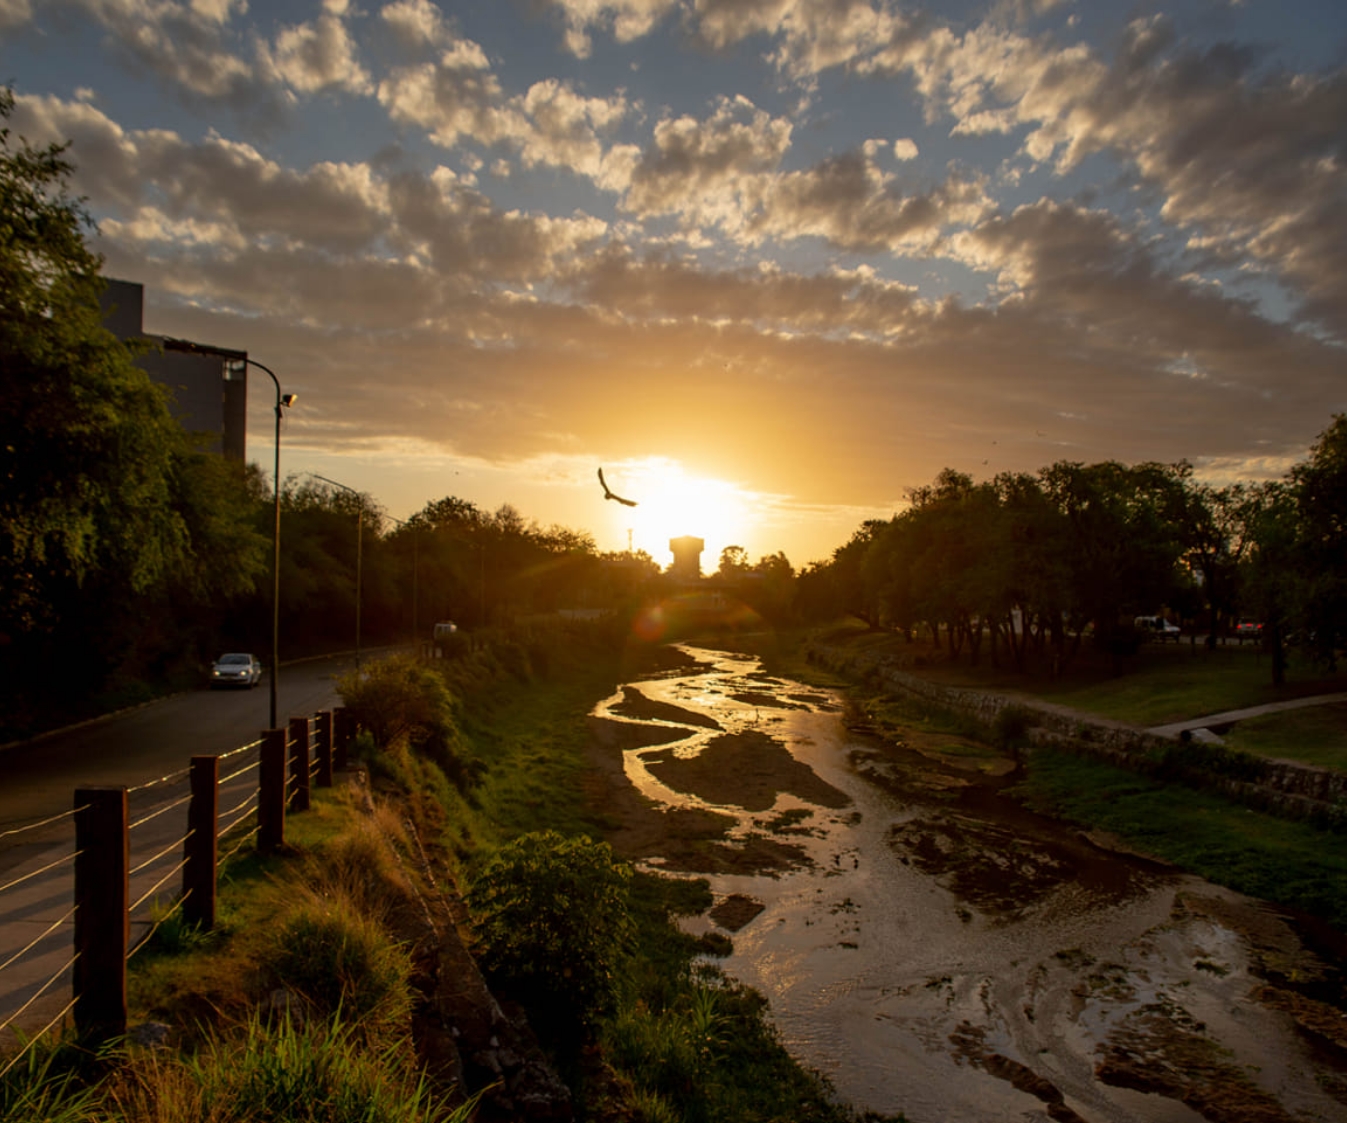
[466,831,633,1034]
[1290,414,1347,668]
[0,88,198,634]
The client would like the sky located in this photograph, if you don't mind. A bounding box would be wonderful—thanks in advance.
[3,0,1346,572]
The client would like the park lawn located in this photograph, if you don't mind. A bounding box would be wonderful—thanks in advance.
[1222,702,1347,772]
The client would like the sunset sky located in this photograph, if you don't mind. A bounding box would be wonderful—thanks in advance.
[3,0,1345,570]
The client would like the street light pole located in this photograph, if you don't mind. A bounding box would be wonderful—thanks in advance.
[162,340,294,730]
[310,474,363,672]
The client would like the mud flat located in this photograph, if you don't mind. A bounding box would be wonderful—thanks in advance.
[586,644,1347,1123]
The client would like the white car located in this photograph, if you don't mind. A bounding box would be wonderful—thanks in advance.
[211,652,262,688]
[1134,616,1180,642]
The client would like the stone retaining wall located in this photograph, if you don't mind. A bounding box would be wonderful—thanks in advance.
[808,642,1347,830]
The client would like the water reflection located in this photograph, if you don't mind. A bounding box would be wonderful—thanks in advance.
[590,644,1347,1123]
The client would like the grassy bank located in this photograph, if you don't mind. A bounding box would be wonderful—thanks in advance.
[806,622,1347,936]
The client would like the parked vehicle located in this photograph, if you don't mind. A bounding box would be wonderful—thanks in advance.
[1235,620,1264,641]
[1134,615,1180,642]
[210,652,262,688]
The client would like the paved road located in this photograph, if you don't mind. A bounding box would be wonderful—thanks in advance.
[0,656,353,839]
[0,654,354,1051]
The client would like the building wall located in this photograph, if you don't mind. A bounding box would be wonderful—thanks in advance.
[99,279,247,461]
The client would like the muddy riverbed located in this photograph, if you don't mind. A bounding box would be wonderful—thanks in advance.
[586,644,1347,1123]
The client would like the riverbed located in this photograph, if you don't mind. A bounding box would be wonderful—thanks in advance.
[586,644,1347,1123]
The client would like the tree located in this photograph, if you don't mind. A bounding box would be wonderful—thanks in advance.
[1290,414,1347,668]
[0,88,203,635]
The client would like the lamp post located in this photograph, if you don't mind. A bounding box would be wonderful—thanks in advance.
[310,474,364,671]
[162,339,294,730]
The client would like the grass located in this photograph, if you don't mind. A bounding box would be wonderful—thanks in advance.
[1222,703,1347,771]
[1010,748,1347,931]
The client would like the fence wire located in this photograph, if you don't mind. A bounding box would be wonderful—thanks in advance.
[131,856,189,914]
[221,756,261,785]
[220,737,263,761]
[0,993,77,1082]
[128,791,193,832]
[0,806,86,843]
[0,849,80,898]
[0,950,78,1039]
[130,830,193,878]
[127,764,192,795]
[0,906,76,977]
[127,889,190,962]
[220,788,259,823]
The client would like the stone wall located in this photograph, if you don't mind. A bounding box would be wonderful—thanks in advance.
[808,642,1347,830]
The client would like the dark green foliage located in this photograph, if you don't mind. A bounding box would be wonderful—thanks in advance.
[466,831,634,1032]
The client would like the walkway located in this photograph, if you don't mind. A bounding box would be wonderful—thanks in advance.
[1147,692,1347,740]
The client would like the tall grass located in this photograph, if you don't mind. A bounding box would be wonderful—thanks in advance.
[0,1039,100,1123]
[105,1015,477,1123]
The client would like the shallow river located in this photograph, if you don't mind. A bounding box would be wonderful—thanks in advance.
[589,644,1347,1123]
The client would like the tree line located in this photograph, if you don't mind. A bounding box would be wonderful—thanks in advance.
[792,424,1347,683]
[0,89,660,738]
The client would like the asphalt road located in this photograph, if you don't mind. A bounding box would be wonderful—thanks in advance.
[0,654,354,1047]
[0,654,352,839]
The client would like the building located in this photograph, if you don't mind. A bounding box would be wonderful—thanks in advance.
[668,536,705,581]
[100,279,248,461]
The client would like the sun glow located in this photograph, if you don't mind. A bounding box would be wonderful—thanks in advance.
[602,459,754,572]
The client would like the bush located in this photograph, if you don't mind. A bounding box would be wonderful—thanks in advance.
[339,655,473,790]
[260,893,413,1035]
[466,831,633,1032]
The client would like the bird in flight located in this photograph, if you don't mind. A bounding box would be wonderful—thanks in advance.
[598,468,637,507]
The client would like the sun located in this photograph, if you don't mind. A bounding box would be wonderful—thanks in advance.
[602,459,754,569]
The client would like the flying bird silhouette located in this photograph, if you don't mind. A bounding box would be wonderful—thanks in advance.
[598,468,637,507]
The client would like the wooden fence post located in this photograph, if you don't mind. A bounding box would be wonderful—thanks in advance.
[289,716,310,813]
[182,756,218,929]
[315,710,334,789]
[258,728,286,852]
[333,706,351,771]
[74,787,127,1043]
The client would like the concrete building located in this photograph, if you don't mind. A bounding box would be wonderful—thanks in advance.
[100,279,248,461]
[668,536,705,581]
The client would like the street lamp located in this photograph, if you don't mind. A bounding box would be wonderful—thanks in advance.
[310,474,364,671]
[162,339,294,730]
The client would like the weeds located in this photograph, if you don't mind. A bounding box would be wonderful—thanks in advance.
[260,892,414,1033]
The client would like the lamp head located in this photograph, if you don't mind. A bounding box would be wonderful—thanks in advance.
[281,393,298,408]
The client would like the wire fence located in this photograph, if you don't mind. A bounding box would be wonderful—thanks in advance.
[0,708,349,1074]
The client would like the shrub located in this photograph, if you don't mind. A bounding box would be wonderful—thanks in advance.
[260,893,413,1035]
[339,655,475,791]
[466,831,633,1032]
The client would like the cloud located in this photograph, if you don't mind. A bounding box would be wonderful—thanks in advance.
[67,0,262,104]
[260,0,373,95]
[619,94,792,226]
[856,13,1347,342]
[748,152,990,253]
[11,91,606,294]
[542,0,681,58]
[381,0,452,50]
[0,0,32,31]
